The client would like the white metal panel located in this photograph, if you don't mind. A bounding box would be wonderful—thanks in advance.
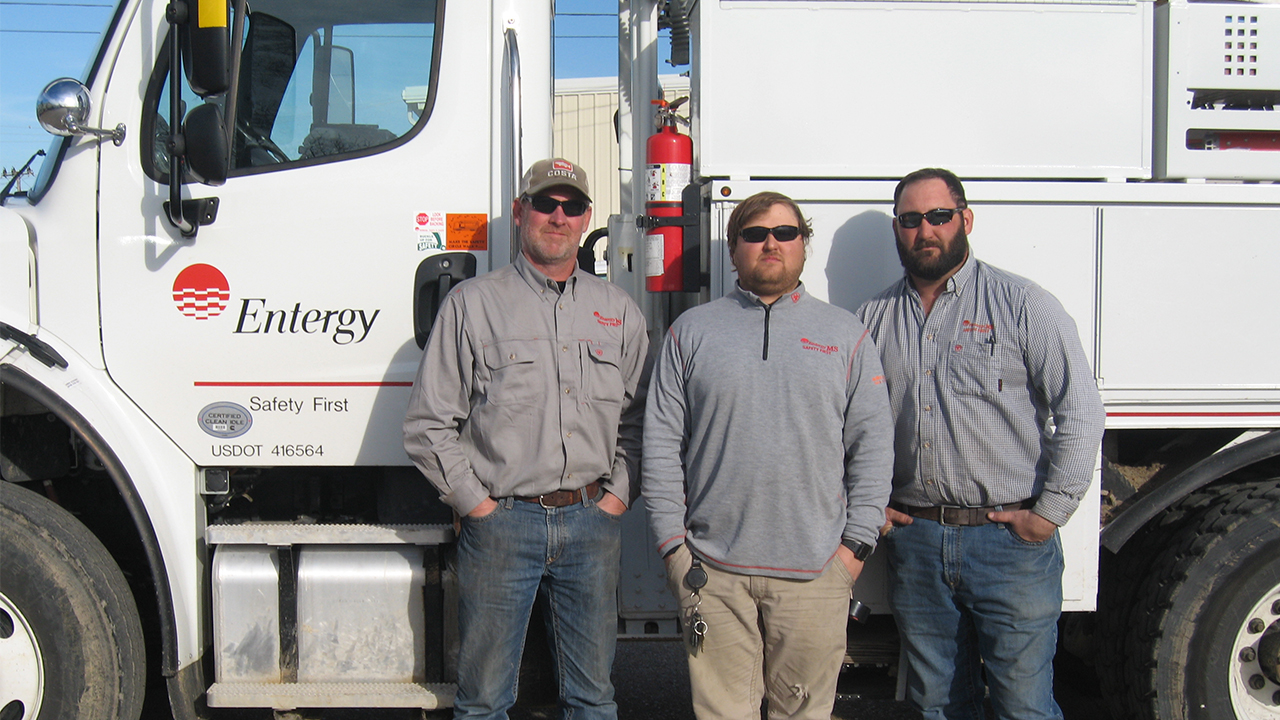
[697,0,1153,180]
[1155,0,1280,180]
[1100,205,1280,391]
[0,208,32,331]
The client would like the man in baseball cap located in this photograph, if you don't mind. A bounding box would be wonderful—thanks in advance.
[405,157,646,719]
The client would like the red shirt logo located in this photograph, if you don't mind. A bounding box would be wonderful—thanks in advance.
[594,311,622,327]
[961,320,994,333]
[801,338,838,355]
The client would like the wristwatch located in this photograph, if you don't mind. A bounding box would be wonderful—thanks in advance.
[841,538,874,561]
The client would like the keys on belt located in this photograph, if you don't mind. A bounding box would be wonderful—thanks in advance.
[683,557,708,656]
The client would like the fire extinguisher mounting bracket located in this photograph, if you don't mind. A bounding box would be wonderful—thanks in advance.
[636,214,696,230]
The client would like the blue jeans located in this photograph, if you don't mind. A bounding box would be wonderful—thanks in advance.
[883,519,1064,720]
[453,493,622,720]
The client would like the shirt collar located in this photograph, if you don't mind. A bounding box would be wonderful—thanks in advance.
[513,252,585,299]
[947,253,978,295]
[732,281,807,308]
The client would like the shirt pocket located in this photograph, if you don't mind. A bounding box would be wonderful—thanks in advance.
[482,340,542,405]
[947,339,1002,399]
[581,341,625,405]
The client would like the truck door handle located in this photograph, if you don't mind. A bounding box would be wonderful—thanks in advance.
[413,252,477,349]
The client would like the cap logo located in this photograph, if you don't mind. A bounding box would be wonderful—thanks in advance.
[552,160,574,172]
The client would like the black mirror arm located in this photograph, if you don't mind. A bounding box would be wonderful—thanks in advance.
[166,2,196,237]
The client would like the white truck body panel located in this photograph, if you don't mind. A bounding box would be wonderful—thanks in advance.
[696,0,1155,181]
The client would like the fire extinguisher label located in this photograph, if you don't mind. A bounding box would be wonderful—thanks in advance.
[647,163,691,203]
[645,235,666,277]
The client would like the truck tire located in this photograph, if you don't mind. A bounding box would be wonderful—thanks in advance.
[0,480,145,720]
[1100,479,1280,720]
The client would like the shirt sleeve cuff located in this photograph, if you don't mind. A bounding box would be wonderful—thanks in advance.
[1033,491,1079,528]
[445,483,493,518]
[600,477,632,508]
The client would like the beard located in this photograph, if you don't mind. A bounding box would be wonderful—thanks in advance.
[896,226,970,282]
[735,248,804,301]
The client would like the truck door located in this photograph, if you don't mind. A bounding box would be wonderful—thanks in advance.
[95,1,506,466]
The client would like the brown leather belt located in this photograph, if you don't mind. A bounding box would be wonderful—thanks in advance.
[890,498,1037,527]
[517,480,601,508]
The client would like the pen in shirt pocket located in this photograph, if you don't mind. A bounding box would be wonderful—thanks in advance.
[983,335,1003,391]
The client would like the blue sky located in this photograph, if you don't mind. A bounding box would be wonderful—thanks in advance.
[0,0,659,182]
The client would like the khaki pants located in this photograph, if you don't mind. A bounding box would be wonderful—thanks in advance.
[666,545,854,720]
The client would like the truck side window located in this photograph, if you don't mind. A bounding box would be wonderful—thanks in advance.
[143,0,440,180]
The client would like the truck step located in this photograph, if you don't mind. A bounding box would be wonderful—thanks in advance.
[206,681,456,709]
[206,522,454,546]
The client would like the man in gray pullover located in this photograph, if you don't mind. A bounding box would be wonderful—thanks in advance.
[642,191,894,720]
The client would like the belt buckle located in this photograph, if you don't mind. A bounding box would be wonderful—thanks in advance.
[938,506,963,526]
[539,489,575,509]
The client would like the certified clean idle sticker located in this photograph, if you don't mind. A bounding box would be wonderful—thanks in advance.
[198,402,252,438]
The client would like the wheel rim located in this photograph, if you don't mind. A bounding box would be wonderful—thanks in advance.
[1230,579,1280,718]
[0,590,43,720]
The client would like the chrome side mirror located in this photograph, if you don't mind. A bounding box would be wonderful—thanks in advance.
[36,78,126,146]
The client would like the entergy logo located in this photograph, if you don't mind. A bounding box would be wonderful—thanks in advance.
[173,264,230,319]
[801,338,839,355]
[594,311,622,327]
[961,320,994,334]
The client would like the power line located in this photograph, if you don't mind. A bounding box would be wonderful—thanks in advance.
[0,1,114,5]
[555,35,615,39]
[0,28,102,33]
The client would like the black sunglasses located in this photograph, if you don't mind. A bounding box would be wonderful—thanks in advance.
[739,225,802,243]
[896,207,966,229]
[524,195,590,217]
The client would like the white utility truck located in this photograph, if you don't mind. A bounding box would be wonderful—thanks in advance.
[2,1,1279,719]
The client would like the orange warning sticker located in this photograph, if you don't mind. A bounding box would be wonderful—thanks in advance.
[447,214,488,251]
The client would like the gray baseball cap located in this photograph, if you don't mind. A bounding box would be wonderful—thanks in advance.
[520,158,591,202]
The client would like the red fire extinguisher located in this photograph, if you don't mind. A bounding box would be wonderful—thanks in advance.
[645,98,692,292]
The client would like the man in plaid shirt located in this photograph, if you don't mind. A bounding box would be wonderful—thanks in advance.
[857,168,1104,720]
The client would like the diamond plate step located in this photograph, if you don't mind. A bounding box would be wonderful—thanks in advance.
[206,522,454,546]
[206,681,456,709]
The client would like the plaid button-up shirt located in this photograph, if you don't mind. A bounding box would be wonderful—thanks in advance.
[857,256,1104,527]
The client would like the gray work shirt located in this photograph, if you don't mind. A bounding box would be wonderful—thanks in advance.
[404,253,648,515]
[856,256,1105,527]
[644,284,894,579]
